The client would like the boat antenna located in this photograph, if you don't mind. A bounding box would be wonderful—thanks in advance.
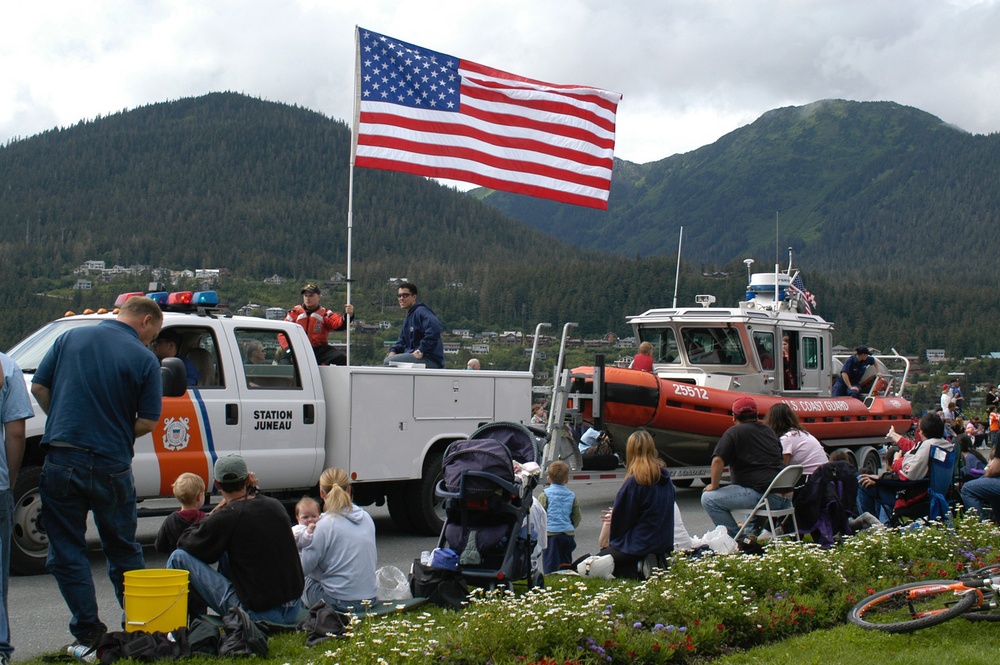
[743,258,754,285]
[774,211,779,269]
[671,225,683,307]
[787,246,793,273]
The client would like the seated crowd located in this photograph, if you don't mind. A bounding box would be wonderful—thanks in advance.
[158,455,377,624]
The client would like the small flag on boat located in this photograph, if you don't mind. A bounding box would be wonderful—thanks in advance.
[789,274,817,314]
[353,27,622,210]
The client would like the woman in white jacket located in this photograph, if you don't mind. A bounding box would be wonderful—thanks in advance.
[299,467,378,612]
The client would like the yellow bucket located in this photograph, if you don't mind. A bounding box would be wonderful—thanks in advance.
[123,569,189,633]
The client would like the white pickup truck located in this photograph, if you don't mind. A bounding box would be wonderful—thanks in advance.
[7,296,533,575]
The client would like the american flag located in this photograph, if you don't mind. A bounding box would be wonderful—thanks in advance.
[354,27,622,210]
[789,274,817,314]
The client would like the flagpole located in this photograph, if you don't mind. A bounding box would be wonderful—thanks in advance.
[345,26,362,366]
[671,226,683,308]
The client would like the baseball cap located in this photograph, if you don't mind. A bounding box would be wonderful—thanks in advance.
[942,384,951,390]
[855,345,870,355]
[154,328,181,346]
[214,455,248,483]
[301,283,321,295]
[732,397,758,417]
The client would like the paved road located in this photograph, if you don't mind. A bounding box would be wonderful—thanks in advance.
[8,482,715,662]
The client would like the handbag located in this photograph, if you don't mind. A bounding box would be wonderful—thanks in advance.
[296,600,349,648]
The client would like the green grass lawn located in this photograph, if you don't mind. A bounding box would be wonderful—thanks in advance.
[712,619,1000,665]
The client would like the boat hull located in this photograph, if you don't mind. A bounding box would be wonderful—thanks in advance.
[572,366,911,465]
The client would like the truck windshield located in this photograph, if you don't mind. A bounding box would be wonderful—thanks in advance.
[7,318,104,372]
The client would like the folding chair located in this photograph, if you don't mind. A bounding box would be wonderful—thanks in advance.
[734,465,804,542]
[887,444,957,525]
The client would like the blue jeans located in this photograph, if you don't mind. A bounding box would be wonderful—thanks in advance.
[543,533,576,574]
[1,490,13,659]
[41,448,144,643]
[383,353,442,369]
[960,476,1000,518]
[701,484,790,537]
[167,549,303,624]
[857,483,895,523]
[301,577,376,614]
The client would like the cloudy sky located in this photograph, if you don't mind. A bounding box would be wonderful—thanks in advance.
[3,0,999,166]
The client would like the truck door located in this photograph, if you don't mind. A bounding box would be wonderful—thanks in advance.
[140,325,241,497]
[233,326,323,488]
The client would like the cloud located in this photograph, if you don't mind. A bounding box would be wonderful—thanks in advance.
[3,0,999,164]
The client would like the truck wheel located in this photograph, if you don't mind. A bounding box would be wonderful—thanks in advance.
[858,447,883,476]
[387,490,414,531]
[11,466,48,576]
[672,479,693,488]
[406,451,446,536]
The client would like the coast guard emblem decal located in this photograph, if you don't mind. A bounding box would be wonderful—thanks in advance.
[162,417,191,451]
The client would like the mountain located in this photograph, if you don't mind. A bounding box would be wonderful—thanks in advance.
[478,100,1000,284]
[2,93,999,359]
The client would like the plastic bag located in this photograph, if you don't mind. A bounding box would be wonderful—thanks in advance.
[576,554,615,579]
[376,565,412,600]
[696,525,738,554]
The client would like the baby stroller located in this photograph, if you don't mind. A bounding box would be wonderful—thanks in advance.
[435,421,546,592]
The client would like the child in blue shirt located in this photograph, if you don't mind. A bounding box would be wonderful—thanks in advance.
[538,461,581,573]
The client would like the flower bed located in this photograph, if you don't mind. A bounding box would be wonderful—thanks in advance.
[316,515,1000,664]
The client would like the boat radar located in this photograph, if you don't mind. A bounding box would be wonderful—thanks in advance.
[742,272,804,313]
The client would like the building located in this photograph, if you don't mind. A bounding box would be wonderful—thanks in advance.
[926,349,946,363]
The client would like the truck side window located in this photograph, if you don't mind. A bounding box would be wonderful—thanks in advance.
[236,329,302,389]
[163,327,222,388]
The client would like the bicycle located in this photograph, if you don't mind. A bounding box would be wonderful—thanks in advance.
[848,563,1000,633]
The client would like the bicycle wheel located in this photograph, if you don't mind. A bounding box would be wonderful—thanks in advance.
[849,580,979,633]
[961,563,1000,581]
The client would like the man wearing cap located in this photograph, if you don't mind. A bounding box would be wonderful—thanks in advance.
[939,383,955,415]
[831,345,875,400]
[285,284,354,366]
[152,328,199,386]
[701,397,786,538]
[384,282,444,369]
[167,455,304,624]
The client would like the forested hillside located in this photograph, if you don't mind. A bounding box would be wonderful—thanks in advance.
[1,93,998,357]
[480,100,1000,285]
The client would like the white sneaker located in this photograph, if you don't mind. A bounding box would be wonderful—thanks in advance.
[757,529,773,543]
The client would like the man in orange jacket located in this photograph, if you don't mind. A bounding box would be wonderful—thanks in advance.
[285,284,354,365]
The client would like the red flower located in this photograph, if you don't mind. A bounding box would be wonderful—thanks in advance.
[652,643,661,652]
[717,623,725,631]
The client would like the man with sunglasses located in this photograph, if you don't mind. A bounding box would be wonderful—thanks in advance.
[384,282,444,369]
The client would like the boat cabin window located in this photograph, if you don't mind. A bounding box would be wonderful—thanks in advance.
[681,327,747,365]
[802,337,820,369]
[638,327,681,364]
[752,331,775,370]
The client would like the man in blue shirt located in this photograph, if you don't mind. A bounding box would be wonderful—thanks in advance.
[831,345,875,399]
[384,282,444,369]
[1,352,34,665]
[31,296,163,648]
